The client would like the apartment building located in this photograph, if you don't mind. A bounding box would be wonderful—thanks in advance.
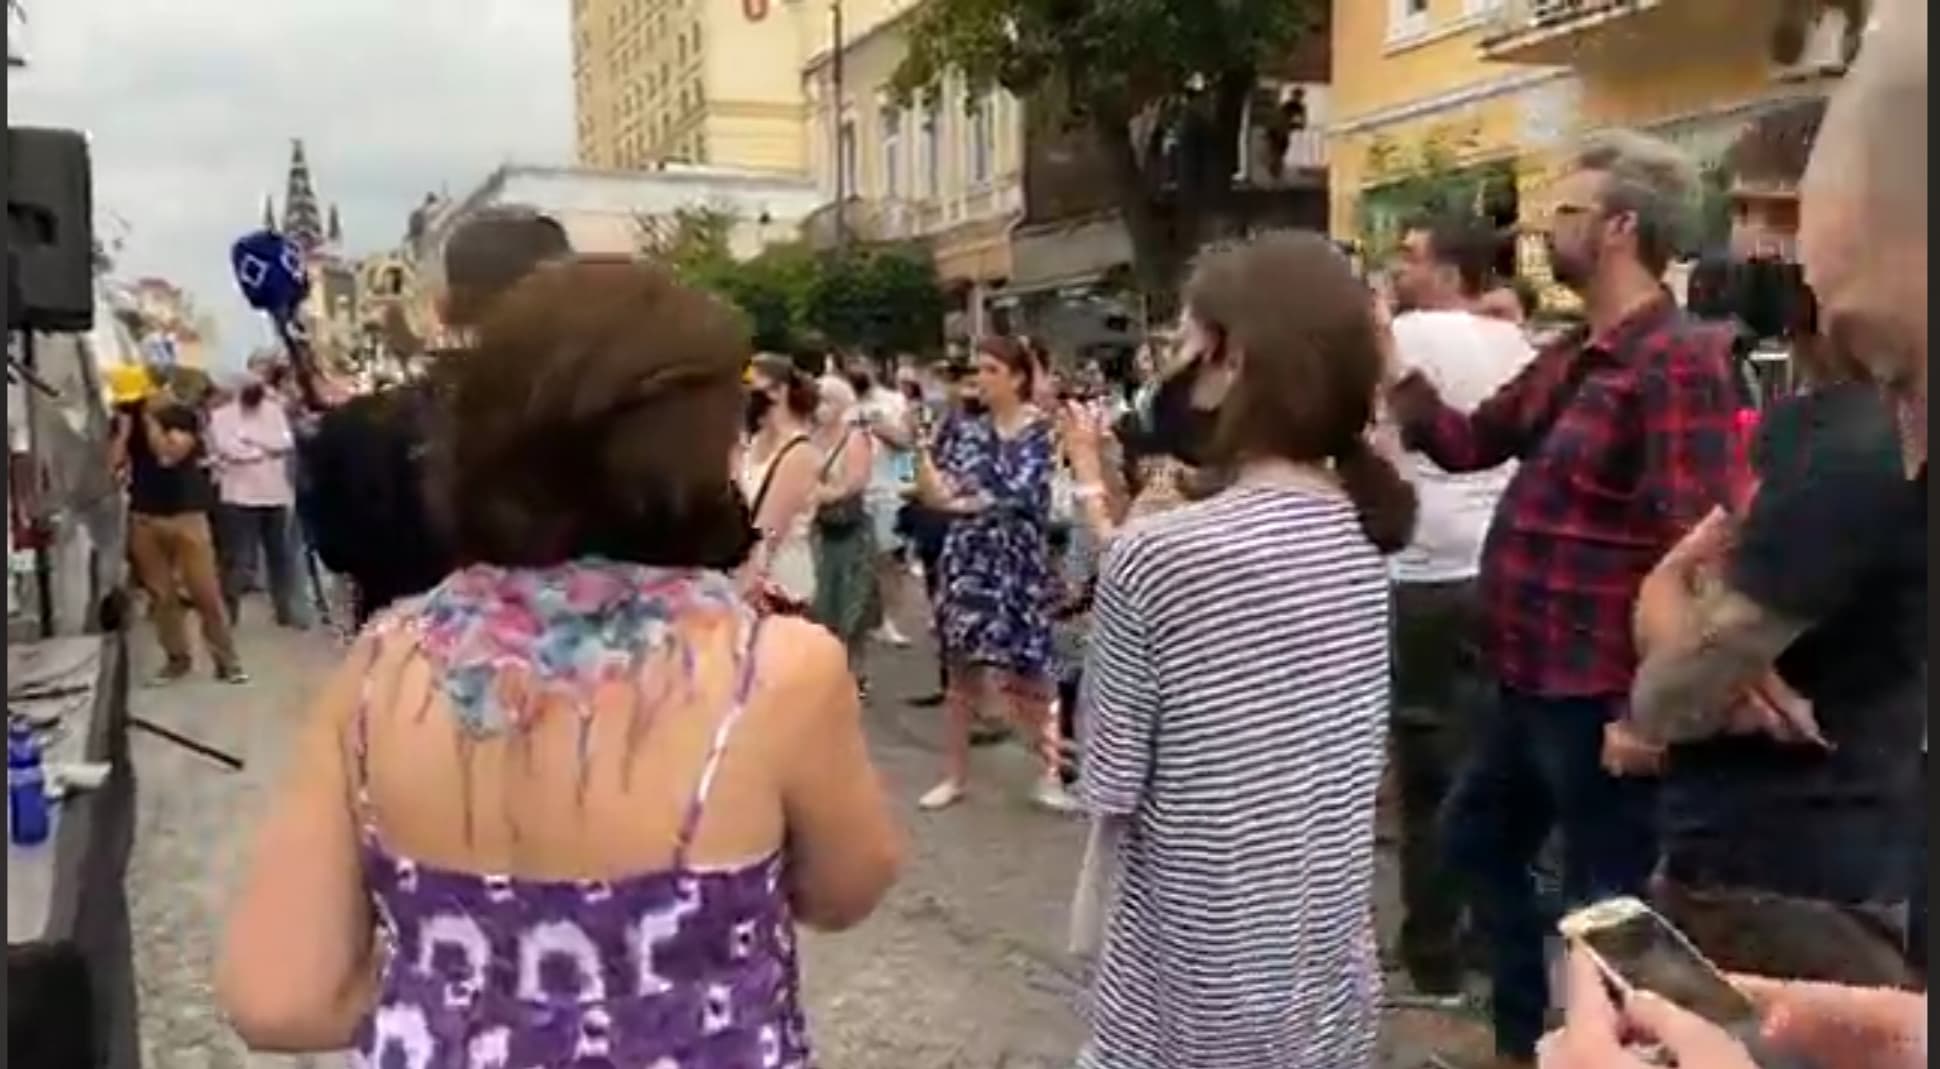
[800,5,1025,336]
[1330,0,1865,267]
[572,0,911,174]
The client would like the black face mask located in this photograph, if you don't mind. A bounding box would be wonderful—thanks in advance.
[1145,357,1221,467]
[240,384,267,408]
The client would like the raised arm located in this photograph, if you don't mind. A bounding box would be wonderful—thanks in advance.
[1389,339,1574,473]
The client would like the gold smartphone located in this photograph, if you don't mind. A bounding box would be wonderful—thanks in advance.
[1559,896,1759,1027]
[1559,897,1818,1069]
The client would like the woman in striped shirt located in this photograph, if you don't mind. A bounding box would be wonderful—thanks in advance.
[1076,232,1417,1069]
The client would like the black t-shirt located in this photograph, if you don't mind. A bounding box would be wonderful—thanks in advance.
[126,402,215,516]
[1663,385,1926,902]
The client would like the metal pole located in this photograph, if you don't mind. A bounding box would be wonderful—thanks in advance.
[831,0,848,249]
[18,331,55,639]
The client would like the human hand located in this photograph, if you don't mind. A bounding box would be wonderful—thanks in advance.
[1601,719,1666,777]
[1724,671,1829,749]
[1736,974,1927,1069]
[1060,402,1108,483]
[1540,947,1760,1069]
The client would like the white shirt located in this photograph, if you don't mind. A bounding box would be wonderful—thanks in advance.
[208,400,297,508]
[1389,310,1537,584]
[856,386,914,496]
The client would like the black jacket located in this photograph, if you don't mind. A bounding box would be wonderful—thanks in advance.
[300,380,451,624]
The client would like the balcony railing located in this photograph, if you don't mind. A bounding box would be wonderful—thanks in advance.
[1481,0,1659,62]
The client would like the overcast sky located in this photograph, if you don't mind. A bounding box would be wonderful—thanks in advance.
[8,0,573,368]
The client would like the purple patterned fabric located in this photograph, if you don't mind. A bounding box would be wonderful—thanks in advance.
[349,562,811,1069]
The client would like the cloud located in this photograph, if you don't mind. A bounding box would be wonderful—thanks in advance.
[8,0,573,368]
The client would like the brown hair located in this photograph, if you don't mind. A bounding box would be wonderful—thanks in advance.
[427,258,756,569]
[441,207,572,329]
[1185,231,1418,553]
[976,335,1037,400]
[749,353,819,419]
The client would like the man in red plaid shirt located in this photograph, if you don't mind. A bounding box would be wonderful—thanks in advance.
[1388,131,1745,1068]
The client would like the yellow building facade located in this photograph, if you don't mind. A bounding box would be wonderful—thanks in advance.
[573,0,913,174]
[1330,0,1863,263]
[800,6,1025,332]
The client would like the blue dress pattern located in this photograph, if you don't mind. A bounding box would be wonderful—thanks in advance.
[932,414,1057,681]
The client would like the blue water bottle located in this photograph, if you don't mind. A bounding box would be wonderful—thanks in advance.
[9,722,52,847]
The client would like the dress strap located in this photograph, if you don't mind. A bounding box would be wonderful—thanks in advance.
[348,634,388,846]
[672,611,767,867]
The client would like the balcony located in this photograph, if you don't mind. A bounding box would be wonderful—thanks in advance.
[1480,0,1662,64]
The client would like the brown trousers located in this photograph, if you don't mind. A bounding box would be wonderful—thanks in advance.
[128,511,239,671]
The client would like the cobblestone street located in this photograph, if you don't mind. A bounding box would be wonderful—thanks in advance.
[124,613,1490,1069]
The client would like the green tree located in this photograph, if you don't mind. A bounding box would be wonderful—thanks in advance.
[891,0,1322,316]
[1357,130,1515,261]
[801,245,946,356]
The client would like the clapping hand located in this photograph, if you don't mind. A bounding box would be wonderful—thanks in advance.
[1059,401,1109,486]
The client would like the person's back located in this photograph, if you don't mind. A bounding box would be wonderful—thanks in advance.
[216,259,902,1063]
[346,568,875,1066]
[1078,233,1415,1069]
[1085,486,1392,1066]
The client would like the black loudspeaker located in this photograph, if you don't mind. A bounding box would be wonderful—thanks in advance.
[6,126,95,333]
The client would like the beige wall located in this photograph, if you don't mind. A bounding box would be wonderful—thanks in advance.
[574,0,916,174]
[802,12,1025,240]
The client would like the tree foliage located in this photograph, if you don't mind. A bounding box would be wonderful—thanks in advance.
[1358,130,1517,261]
[648,210,945,356]
[890,0,1324,314]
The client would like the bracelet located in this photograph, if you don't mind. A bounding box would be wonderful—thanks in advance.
[1073,483,1107,502]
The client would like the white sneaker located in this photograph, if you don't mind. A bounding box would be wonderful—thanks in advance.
[1032,780,1082,815]
[873,621,911,647]
[918,780,966,811]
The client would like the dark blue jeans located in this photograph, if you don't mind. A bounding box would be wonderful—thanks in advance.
[1441,686,1661,1059]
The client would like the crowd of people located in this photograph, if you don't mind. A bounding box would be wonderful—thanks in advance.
[81,3,1924,1065]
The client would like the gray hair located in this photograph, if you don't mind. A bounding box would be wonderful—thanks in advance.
[1573,130,1701,275]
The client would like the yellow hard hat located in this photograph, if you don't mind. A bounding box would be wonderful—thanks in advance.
[104,364,155,406]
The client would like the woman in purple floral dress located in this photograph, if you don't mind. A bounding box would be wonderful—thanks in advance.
[915,337,1075,814]
[216,260,902,1067]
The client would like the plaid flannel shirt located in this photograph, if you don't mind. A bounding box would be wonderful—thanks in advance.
[1394,297,1746,698]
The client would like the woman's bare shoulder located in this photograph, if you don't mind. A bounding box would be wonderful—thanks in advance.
[746,616,855,723]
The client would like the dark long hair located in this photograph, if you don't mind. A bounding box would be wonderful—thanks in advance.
[1184,232,1418,553]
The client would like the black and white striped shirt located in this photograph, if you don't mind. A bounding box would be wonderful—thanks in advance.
[1079,484,1392,1069]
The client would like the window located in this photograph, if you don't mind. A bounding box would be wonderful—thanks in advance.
[922,103,942,198]
[967,94,993,186]
[880,106,904,198]
[1389,0,1431,41]
[691,21,701,52]
[837,119,859,199]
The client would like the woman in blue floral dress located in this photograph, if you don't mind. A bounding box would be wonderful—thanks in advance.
[916,337,1076,813]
